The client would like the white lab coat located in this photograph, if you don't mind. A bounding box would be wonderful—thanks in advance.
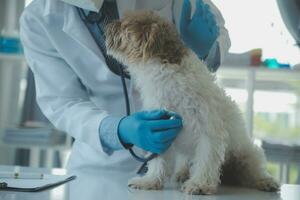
[20,0,230,171]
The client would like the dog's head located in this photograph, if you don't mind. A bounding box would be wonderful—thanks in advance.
[105,11,187,66]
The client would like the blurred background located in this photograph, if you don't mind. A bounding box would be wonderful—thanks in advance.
[0,0,299,185]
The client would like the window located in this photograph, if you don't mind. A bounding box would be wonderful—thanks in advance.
[214,0,300,184]
[213,0,300,65]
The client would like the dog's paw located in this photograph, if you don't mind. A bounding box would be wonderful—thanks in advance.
[128,176,163,190]
[181,180,217,195]
[255,177,280,192]
[175,169,189,183]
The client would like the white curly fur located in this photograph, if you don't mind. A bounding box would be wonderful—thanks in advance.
[108,48,280,195]
[106,24,280,195]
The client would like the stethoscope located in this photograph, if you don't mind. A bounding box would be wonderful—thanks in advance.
[77,7,157,174]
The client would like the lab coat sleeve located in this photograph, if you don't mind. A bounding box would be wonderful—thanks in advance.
[20,9,111,154]
[172,0,231,70]
[99,116,124,155]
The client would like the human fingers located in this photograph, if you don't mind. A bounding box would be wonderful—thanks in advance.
[180,0,192,31]
[149,118,183,131]
[151,128,180,143]
[138,109,168,120]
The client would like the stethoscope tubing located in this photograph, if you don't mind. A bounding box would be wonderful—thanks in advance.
[77,7,157,172]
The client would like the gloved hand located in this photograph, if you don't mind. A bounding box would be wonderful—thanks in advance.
[118,110,183,154]
[180,0,219,59]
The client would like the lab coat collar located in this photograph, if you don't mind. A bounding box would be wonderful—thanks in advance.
[62,5,104,60]
[43,0,63,17]
[61,0,136,59]
[61,0,171,60]
[60,0,104,12]
[43,0,136,16]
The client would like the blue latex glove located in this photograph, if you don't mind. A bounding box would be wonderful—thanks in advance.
[118,110,183,154]
[180,0,219,59]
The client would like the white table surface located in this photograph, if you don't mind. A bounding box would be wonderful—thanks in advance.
[0,165,299,200]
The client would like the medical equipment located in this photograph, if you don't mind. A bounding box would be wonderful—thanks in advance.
[77,3,158,173]
[0,0,23,54]
[0,34,22,54]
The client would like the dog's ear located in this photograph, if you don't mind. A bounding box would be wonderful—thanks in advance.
[142,23,162,61]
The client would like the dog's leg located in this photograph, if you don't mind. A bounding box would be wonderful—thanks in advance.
[174,154,190,183]
[181,134,226,195]
[128,150,174,190]
[230,144,280,192]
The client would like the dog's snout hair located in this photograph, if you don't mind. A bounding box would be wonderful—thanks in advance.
[105,11,188,65]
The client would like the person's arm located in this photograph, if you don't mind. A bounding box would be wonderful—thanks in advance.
[20,7,114,154]
[20,6,182,156]
[172,0,231,71]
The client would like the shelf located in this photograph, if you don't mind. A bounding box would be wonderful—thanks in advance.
[216,65,300,92]
[217,65,300,82]
[0,53,25,62]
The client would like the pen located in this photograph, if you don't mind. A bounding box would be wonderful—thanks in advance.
[0,172,44,179]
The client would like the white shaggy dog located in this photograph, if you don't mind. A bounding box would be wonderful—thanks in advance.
[105,11,280,195]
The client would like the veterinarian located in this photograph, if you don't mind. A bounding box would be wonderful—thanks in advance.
[20,0,231,171]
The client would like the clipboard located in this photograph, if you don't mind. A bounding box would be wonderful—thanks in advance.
[0,174,76,192]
